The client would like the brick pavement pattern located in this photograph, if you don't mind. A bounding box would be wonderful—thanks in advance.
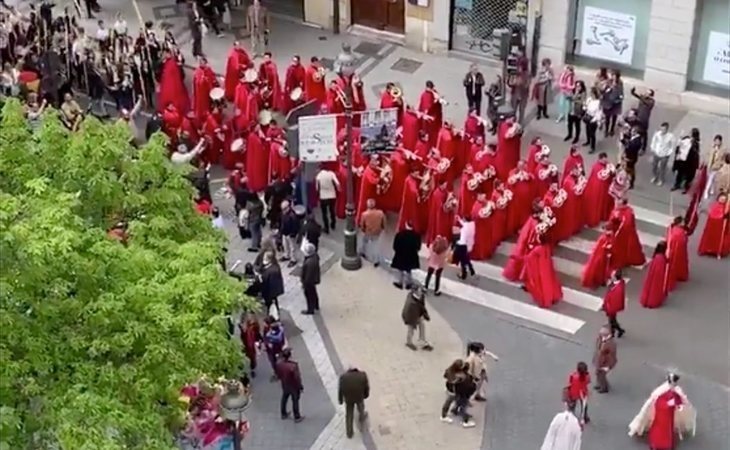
[318,265,485,450]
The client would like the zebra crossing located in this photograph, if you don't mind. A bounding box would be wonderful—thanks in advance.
[416,206,674,335]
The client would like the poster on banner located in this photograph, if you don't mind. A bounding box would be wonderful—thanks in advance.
[702,31,730,87]
[297,115,338,162]
[360,108,399,154]
[580,6,636,65]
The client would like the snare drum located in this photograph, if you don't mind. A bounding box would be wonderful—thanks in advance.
[210,87,225,107]
[290,87,303,103]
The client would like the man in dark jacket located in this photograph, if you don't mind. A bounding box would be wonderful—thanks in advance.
[265,175,293,230]
[631,87,655,153]
[260,252,284,314]
[275,348,304,422]
[338,366,370,439]
[622,125,643,189]
[463,64,485,115]
[300,243,320,315]
[279,201,301,267]
[302,212,322,250]
[391,221,421,289]
[401,284,432,351]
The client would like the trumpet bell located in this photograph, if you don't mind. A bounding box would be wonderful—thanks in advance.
[390,86,402,99]
[313,67,326,82]
[244,68,258,83]
[258,109,273,126]
[231,138,245,153]
[210,87,225,102]
[290,87,303,102]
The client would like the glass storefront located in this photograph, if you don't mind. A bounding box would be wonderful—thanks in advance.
[450,0,528,58]
[567,0,651,75]
[687,0,730,97]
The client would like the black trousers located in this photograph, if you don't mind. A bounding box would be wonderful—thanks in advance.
[320,198,336,231]
[424,267,443,292]
[607,314,624,336]
[566,114,582,142]
[604,112,618,136]
[303,284,319,312]
[585,121,598,152]
[673,162,695,191]
[345,401,366,438]
[453,244,474,278]
[625,158,637,188]
[467,95,482,115]
[191,31,203,57]
[280,389,302,419]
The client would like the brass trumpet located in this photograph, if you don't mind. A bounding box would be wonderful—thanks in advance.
[389,85,402,99]
[434,92,449,106]
[313,66,326,83]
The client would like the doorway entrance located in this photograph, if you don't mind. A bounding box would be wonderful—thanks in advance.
[351,0,405,34]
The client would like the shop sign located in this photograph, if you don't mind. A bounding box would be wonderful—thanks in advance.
[297,115,338,162]
[703,31,730,87]
[580,6,636,65]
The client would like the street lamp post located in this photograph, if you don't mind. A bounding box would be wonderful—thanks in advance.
[219,381,251,450]
[335,43,362,271]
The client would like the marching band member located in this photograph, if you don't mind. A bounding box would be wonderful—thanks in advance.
[434,123,456,184]
[521,211,563,307]
[397,167,430,234]
[697,192,730,258]
[304,56,327,106]
[665,216,689,292]
[608,199,646,269]
[258,52,284,111]
[533,155,560,202]
[357,156,384,221]
[470,142,498,197]
[490,179,512,246]
[192,56,218,120]
[541,178,569,244]
[202,104,227,165]
[326,80,346,130]
[583,152,616,228]
[350,73,366,127]
[283,55,305,113]
[503,207,542,282]
[496,115,522,180]
[561,145,585,183]
[505,160,534,237]
[224,41,252,102]
[418,80,444,147]
[157,47,189,114]
[470,192,498,260]
[380,82,403,125]
[582,226,615,290]
[245,125,269,193]
[161,102,184,138]
[401,106,422,151]
[268,139,296,184]
[561,164,587,236]
[425,180,457,245]
[463,107,486,141]
[526,137,545,174]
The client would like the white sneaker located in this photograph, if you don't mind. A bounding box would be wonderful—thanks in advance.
[462,420,476,428]
[650,177,657,184]
[440,416,454,423]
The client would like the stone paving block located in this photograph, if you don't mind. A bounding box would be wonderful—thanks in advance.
[390,57,423,74]
[354,41,386,57]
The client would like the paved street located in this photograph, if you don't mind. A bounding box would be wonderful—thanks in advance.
[11,0,729,448]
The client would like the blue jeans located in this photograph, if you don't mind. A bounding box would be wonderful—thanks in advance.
[558,94,572,118]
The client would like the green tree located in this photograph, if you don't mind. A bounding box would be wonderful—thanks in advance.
[0,100,256,450]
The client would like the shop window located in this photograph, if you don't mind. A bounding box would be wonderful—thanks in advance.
[566,0,651,77]
[450,0,528,58]
[687,0,730,97]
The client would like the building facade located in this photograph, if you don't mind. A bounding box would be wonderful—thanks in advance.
[293,0,729,114]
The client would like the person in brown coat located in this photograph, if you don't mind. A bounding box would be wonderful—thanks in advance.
[338,366,370,439]
[275,348,304,422]
[401,284,433,351]
[593,326,617,393]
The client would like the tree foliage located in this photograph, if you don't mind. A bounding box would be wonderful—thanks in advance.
[0,100,255,449]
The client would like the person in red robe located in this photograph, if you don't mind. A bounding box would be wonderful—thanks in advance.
[640,241,668,308]
[401,106,422,151]
[583,152,616,228]
[221,137,245,172]
[496,117,522,180]
[471,194,498,260]
[282,55,306,114]
[224,42,251,101]
[459,165,485,219]
[326,80,347,131]
[258,52,285,112]
[581,228,614,289]
[192,57,218,121]
[245,127,269,192]
[525,137,544,174]
[335,160,349,219]
[609,199,647,268]
[561,145,585,183]
[561,167,587,236]
[417,80,443,147]
[505,160,534,237]
[380,82,404,124]
[521,220,563,308]
[698,193,730,257]
[268,139,296,184]
[463,107,485,141]
[381,148,410,212]
[542,179,570,243]
[158,49,190,115]
[647,383,686,450]
[533,157,560,202]
[469,143,498,197]
[304,57,327,106]
[665,216,689,292]
[356,157,382,221]
[491,180,512,245]
[161,103,184,138]
[349,75,367,127]
[503,209,541,281]
[602,270,626,338]
[425,181,458,245]
[432,124,457,184]
[397,168,432,234]
[202,107,226,165]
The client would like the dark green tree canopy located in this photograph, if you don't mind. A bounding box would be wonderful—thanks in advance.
[0,100,254,449]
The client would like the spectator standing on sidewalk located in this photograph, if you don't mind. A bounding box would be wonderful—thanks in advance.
[556,65,575,124]
[263,316,286,380]
[592,326,617,394]
[649,122,676,186]
[338,365,370,439]
[260,252,284,316]
[463,64,485,115]
[564,80,586,144]
[582,88,603,154]
[279,201,301,267]
[440,359,477,428]
[630,87,656,153]
[424,235,449,296]
[401,284,433,351]
[302,212,322,251]
[244,194,265,251]
[600,70,624,138]
[300,243,320,315]
[276,348,305,422]
[315,164,340,233]
[533,58,554,120]
[672,128,701,194]
[359,198,386,267]
[704,134,726,200]
[465,342,499,402]
[391,221,421,289]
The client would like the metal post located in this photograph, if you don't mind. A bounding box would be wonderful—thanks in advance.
[341,81,362,271]
[232,420,242,450]
[333,0,341,34]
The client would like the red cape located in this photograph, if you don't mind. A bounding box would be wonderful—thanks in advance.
[158,57,190,114]
[193,66,217,121]
[491,188,509,245]
[425,186,456,245]
[283,63,306,113]
[542,188,569,243]
[202,111,226,165]
[496,121,521,180]
[435,126,457,183]
[583,161,615,228]
[561,152,584,183]
[505,169,534,237]
[602,279,625,316]
[610,206,646,268]
[522,244,563,308]
[381,151,408,212]
[397,175,422,232]
[698,201,730,257]
[648,389,683,449]
[162,106,183,137]
[356,165,380,221]
[581,232,612,289]
[380,91,403,125]
[561,175,585,236]
[665,225,689,291]
[459,171,483,218]
[258,61,285,111]
[464,114,485,141]
[224,47,251,101]
[418,90,442,147]
[268,141,294,183]
[245,131,269,192]
[503,216,538,281]
[401,109,421,151]
[526,143,541,174]
[471,200,497,260]
[304,64,326,105]
[639,253,668,308]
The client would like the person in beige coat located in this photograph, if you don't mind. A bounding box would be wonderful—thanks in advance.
[593,326,617,393]
[465,342,499,401]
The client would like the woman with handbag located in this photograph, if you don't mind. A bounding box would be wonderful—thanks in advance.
[583,88,604,154]
[564,80,586,144]
[556,65,575,123]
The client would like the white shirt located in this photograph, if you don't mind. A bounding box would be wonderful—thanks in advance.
[584,98,603,123]
[457,220,475,251]
[315,170,340,200]
[96,28,109,41]
[114,20,128,35]
[676,137,691,161]
[650,131,676,158]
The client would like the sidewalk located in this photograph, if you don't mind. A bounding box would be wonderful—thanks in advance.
[318,264,485,450]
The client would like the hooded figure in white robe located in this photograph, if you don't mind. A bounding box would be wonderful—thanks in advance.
[628,373,697,441]
[541,405,582,450]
